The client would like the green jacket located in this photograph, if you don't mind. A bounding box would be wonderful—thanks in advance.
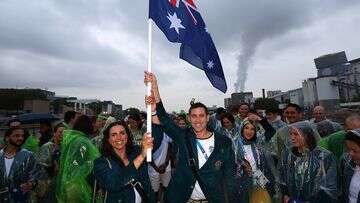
[22,134,40,153]
[93,148,156,203]
[318,130,346,162]
[56,129,100,203]
[154,101,235,203]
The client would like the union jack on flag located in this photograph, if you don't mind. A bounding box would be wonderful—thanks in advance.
[169,0,198,24]
[149,0,227,93]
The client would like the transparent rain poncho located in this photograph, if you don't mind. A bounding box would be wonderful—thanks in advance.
[279,121,339,202]
[271,121,322,161]
[92,116,116,149]
[231,119,277,202]
[315,120,343,138]
[340,129,360,203]
[56,129,100,203]
[22,133,40,153]
[219,122,242,157]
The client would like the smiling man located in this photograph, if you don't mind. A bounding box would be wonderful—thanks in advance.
[145,72,235,203]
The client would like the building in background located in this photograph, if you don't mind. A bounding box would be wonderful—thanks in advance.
[23,100,50,113]
[231,92,254,104]
[267,90,282,98]
[315,51,349,77]
[224,98,232,109]
[224,92,254,109]
[266,51,360,112]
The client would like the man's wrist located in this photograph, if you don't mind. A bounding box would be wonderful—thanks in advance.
[139,151,146,160]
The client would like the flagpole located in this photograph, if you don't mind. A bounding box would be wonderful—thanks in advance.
[146,18,153,162]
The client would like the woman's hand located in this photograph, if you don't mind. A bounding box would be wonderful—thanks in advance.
[134,132,154,169]
[248,113,261,122]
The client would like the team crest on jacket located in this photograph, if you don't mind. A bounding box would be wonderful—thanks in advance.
[214,160,222,171]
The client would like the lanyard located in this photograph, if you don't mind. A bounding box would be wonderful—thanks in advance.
[196,140,209,160]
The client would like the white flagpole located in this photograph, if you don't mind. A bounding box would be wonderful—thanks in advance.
[146,19,153,162]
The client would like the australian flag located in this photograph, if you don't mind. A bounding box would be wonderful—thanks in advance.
[149,0,227,93]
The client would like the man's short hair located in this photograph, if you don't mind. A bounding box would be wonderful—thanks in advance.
[216,107,226,115]
[345,130,360,146]
[345,114,360,123]
[7,118,21,127]
[54,123,65,133]
[64,110,76,124]
[265,107,280,114]
[177,114,187,121]
[188,102,209,115]
[5,128,23,138]
[285,103,302,113]
[239,102,250,109]
[220,112,235,125]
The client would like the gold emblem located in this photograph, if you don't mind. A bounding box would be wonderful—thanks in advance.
[214,160,222,171]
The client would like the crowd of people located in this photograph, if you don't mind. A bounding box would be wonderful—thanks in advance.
[0,72,359,203]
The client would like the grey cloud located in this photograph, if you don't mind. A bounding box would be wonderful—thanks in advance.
[197,0,360,92]
[0,0,359,111]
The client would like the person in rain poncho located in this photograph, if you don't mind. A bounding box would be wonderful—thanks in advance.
[265,108,287,131]
[235,103,250,126]
[92,116,117,149]
[127,113,146,147]
[2,119,40,153]
[340,129,360,203]
[270,103,321,162]
[230,114,276,203]
[0,128,37,203]
[315,119,342,138]
[56,115,100,203]
[279,121,338,203]
[218,112,242,151]
[35,123,64,202]
[208,107,226,132]
[319,114,360,163]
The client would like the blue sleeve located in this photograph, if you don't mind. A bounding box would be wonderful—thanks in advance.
[156,101,183,143]
[259,118,276,142]
[152,124,165,152]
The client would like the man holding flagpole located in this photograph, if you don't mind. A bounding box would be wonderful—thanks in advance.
[145,0,233,201]
[145,72,235,203]
[148,0,227,93]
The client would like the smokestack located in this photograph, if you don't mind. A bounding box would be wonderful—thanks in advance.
[262,89,265,98]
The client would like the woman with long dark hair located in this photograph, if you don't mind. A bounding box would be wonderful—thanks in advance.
[93,120,155,203]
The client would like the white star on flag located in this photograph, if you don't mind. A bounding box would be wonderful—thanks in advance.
[167,12,185,34]
[207,60,214,69]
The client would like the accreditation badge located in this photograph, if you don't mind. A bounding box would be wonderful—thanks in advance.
[253,169,269,188]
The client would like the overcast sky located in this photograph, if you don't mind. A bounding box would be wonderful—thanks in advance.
[1,0,360,111]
